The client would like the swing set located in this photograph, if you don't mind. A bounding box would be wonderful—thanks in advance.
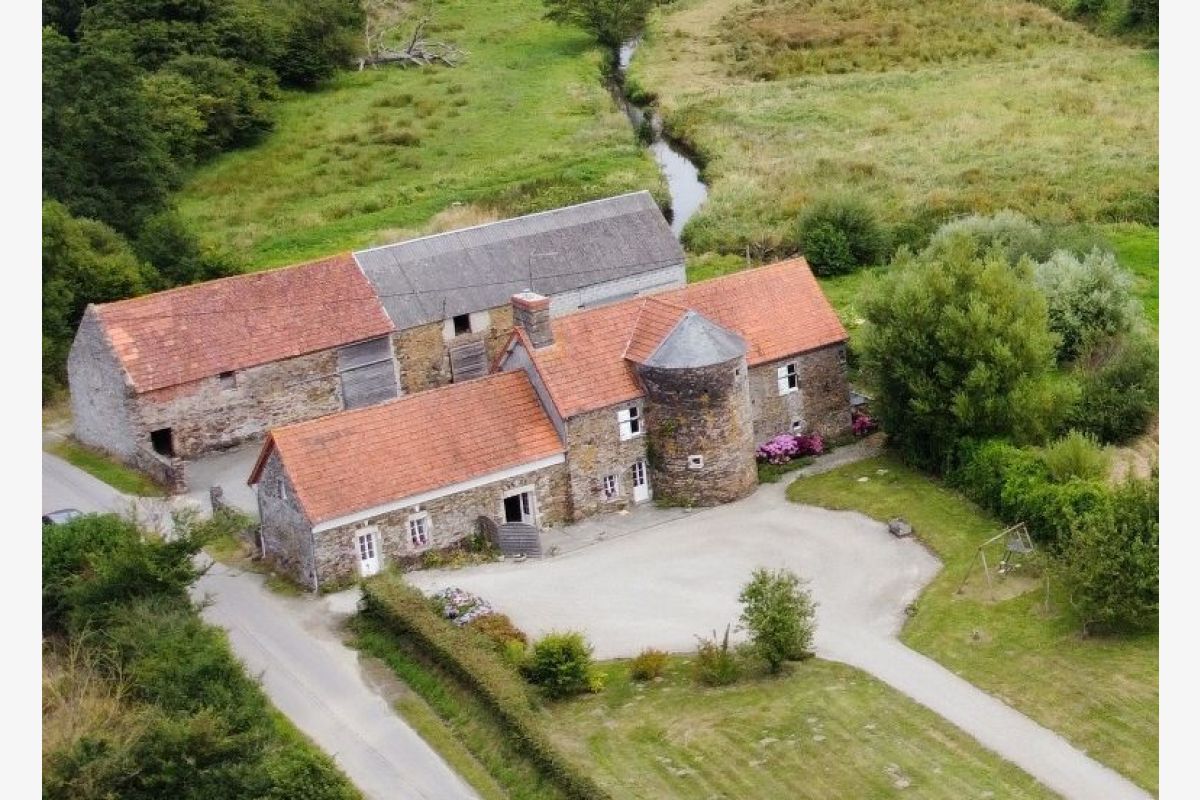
[956,522,1040,596]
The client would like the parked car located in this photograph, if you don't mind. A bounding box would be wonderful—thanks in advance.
[42,508,84,526]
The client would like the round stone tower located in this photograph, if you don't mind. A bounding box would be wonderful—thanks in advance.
[633,310,757,507]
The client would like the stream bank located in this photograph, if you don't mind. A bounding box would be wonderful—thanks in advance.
[610,38,708,238]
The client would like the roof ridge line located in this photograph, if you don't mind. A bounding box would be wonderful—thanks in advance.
[350,190,656,258]
[93,253,355,311]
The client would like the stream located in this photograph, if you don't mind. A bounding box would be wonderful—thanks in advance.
[613,39,708,238]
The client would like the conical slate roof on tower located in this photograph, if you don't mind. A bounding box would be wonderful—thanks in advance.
[639,310,747,369]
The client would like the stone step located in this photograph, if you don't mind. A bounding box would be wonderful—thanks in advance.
[496,522,542,558]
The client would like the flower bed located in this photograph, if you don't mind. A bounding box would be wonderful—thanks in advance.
[431,587,494,626]
[755,433,825,465]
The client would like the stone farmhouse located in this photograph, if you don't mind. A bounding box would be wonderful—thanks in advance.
[249,258,851,590]
[67,192,684,486]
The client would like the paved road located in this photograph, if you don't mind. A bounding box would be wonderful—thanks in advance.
[42,454,479,800]
[409,478,1152,800]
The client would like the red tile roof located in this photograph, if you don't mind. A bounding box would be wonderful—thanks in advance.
[249,371,564,524]
[521,258,847,418]
[93,254,392,393]
[622,298,689,364]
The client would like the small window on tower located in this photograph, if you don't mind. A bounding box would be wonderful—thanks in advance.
[453,314,471,336]
[219,371,236,390]
[688,455,704,470]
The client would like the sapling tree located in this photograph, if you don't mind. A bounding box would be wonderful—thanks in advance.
[738,568,816,673]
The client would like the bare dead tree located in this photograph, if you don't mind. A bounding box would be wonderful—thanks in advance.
[359,0,466,69]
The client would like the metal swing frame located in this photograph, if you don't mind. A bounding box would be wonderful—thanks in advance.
[956,522,1036,595]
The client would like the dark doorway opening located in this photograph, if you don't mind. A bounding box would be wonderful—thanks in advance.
[453,313,471,336]
[150,428,174,457]
[503,494,522,523]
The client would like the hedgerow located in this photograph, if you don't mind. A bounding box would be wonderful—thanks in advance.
[360,575,612,800]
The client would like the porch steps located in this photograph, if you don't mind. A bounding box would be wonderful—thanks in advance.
[495,522,543,559]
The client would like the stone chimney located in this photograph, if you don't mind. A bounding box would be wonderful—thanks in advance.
[511,291,554,348]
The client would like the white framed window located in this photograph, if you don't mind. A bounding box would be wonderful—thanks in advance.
[618,405,642,440]
[791,420,804,433]
[777,362,799,395]
[688,455,704,470]
[407,513,430,548]
[602,474,619,501]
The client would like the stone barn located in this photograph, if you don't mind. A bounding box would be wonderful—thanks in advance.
[249,370,569,590]
[67,254,397,484]
[67,191,685,482]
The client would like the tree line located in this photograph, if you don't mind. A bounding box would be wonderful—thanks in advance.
[42,0,364,399]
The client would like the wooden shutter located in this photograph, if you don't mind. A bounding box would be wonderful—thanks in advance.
[338,337,398,410]
[449,341,488,382]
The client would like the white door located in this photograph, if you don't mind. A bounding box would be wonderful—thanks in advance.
[357,529,381,577]
[632,459,650,503]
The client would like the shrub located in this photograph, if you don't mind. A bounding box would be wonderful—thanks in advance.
[693,625,741,686]
[1069,335,1158,444]
[469,612,528,651]
[361,576,611,798]
[737,568,816,673]
[1034,249,1142,362]
[629,648,669,681]
[523,632,595,699]
[859,244,1058,472]
[851,409,877,436]
[42,513,208,634]
[1041,431,1110,483]
[756,433,825,464]
[922,210,1052,266]
[260,746,360,800]
[1057,477,1158,633]
[797,198,888,276]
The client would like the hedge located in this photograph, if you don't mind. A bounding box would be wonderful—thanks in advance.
[360,575,612,800]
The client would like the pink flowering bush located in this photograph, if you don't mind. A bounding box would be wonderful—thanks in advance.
[756,432,825,464]
[851,410,877,437]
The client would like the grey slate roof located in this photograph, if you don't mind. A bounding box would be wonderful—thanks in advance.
[643,311,747,369]
[352,191,683,330]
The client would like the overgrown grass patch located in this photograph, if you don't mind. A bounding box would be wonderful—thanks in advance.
[631,0,1157,255]
[543,655,1054,799]
[786,454,1158,793]
[46,440,164,497]
[177,0,665,269]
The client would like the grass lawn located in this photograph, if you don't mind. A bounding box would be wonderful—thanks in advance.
[177,0,664,270]
[786,455,1158,793]
[629,0,1158,255]
[46,440,164,497]
[544,655,1054,798]
[1103,222,1159,325]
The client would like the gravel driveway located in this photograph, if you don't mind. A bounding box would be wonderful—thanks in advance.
[408,478,1151,800]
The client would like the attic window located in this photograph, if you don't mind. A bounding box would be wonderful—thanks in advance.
[453,314,471,336]
[777,362,799,395]
[688,455,704,470]
[617,406,642,440]
[219,370,236,390]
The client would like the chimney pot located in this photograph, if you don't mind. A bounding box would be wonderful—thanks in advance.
[511,291,553,348]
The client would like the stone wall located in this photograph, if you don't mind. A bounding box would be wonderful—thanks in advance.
[257,451,317,590]
[749,343,852,443]
[563,402,651,520]
[135,347,344,459]
[637,356,757,506]
[393,305,515,393]
[312,461,570,588]
[68,308,141,461]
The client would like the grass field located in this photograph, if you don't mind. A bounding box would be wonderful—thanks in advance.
[629,0,1158,255]
[1105,222,1159,325]
[786,455,1158,793]
[46,440,164,497]
[176,0,664,270]
[543,655,1054,798]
